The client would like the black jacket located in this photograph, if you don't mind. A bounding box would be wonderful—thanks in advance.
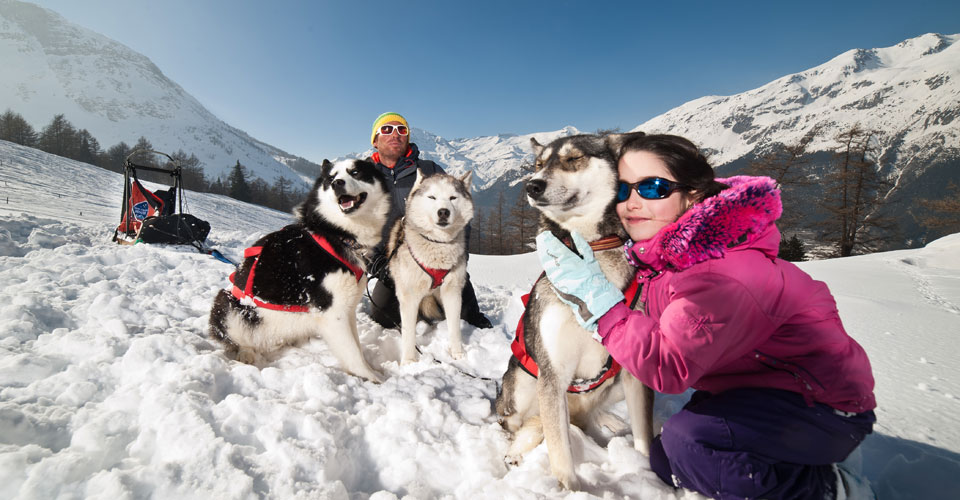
[367,143,444,249]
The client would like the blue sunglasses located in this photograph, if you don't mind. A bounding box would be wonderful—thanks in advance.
[616,177,688,202]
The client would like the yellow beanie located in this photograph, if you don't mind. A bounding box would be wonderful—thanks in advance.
[371,112,409,145]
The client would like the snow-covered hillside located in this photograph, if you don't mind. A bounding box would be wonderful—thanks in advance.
[0,0,311,186]
[2,141,959,499]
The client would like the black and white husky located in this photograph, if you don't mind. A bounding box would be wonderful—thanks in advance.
[495,133,654,490]
[208,159,391,382]
[385,169,474,364]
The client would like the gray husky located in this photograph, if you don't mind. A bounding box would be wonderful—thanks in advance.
[495,133,654,490]
[385,169,475,364]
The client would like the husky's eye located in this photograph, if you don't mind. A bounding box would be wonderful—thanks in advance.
[347,168,359,177]
[450,196,457,200]
[566,155,583,162]
[428,196,436,200]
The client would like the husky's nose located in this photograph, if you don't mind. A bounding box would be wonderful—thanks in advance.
[437,208,450,220]
[332,179,345,189]
[526,179,546,200]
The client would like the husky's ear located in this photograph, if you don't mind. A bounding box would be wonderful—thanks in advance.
[459,170,473,191]
[605,131,645,159]
[411,168,424,192]
[321,159,333,176]
[530,138,545,157]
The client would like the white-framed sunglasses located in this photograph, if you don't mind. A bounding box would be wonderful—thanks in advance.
[378,124,409,136]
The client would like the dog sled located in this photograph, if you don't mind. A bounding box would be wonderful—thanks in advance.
[112,149,230,263]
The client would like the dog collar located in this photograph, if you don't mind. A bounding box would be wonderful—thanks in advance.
[588,235,624,251]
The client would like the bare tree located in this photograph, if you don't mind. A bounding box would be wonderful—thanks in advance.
[748,124,822,231]
[484,192,507,255]
[818,124,895,256]
[0,109,38,147]
[504,188,538,253]
[917,181,960,240]
[469,207,487,254]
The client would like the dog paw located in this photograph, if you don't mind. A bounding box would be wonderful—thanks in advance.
[554,469,580,491]
[504,454,522,466]
[448,346,464,360]
[595,410,628,434]
[236,348,260,365]
[364,371,385,384]
[400,354,418,366]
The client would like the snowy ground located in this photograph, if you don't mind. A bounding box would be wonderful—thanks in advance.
[1,141,959,499]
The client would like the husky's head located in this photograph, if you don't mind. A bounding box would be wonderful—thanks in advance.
[296,159,391,246]
[405,170,474,241]
[526,134,635,239]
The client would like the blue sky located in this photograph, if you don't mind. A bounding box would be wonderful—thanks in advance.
[31,0,960,164]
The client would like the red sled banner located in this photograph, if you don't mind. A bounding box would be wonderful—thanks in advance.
[117,179,165,235]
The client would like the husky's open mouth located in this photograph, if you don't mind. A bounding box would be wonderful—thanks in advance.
[338,192,367,213]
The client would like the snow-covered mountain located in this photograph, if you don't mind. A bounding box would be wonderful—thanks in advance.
[634,33,959,171]
[0,0,314,185]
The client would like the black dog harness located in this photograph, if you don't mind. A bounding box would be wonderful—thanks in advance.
[230,231,363,312]
[509,235,634,393]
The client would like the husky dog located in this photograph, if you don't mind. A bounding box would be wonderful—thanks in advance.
[208,159,391,382]
[385,169,474,364]
[495,133,655,490]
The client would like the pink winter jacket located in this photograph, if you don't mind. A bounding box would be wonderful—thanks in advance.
[596,176,876,413]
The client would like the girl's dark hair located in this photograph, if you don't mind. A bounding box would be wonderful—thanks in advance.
[618,134,728,202]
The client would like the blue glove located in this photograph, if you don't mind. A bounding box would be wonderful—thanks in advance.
[536,231,624,331]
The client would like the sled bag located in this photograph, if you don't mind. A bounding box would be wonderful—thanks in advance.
[139,214,211,245]
[117,179,165,235]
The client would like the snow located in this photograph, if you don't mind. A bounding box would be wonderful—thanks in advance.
[2,140,959,499]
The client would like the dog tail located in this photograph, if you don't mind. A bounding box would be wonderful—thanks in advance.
[418,295,443,322]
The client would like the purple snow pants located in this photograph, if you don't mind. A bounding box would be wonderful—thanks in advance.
[649,388,875,500]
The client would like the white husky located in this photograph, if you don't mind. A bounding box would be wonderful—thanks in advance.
[385,169,475,364]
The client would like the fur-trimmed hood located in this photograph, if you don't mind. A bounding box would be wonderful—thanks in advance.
[626,176,782,272]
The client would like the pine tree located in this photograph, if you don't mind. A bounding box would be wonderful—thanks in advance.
[38,114,78,157]
[75,129,101,165]
[228,161,252,202]
[104,142,132,173]
[778,234,807,262]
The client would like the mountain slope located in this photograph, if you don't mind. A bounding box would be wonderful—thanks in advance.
[0,0,313,185]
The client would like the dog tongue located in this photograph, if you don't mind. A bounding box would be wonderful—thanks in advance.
[339,197,355,210]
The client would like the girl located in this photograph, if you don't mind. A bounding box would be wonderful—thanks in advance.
[537,134,876,499]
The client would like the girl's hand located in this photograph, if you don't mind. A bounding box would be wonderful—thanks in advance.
[536,231,624,332]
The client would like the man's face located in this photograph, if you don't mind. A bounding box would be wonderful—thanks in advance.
[373,120,409,158]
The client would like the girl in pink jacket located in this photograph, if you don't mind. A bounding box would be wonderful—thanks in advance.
[538,134,876,499]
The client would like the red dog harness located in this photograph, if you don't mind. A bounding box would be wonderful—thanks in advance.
[510,235,633,393]
[407,243,450,289]
[230,232,363,312]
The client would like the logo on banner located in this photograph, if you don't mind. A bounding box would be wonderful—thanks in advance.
[133,201,149,220]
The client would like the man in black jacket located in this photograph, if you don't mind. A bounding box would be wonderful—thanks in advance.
[366,112,491,329]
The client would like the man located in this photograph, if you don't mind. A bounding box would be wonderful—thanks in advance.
[366,112,492,329]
